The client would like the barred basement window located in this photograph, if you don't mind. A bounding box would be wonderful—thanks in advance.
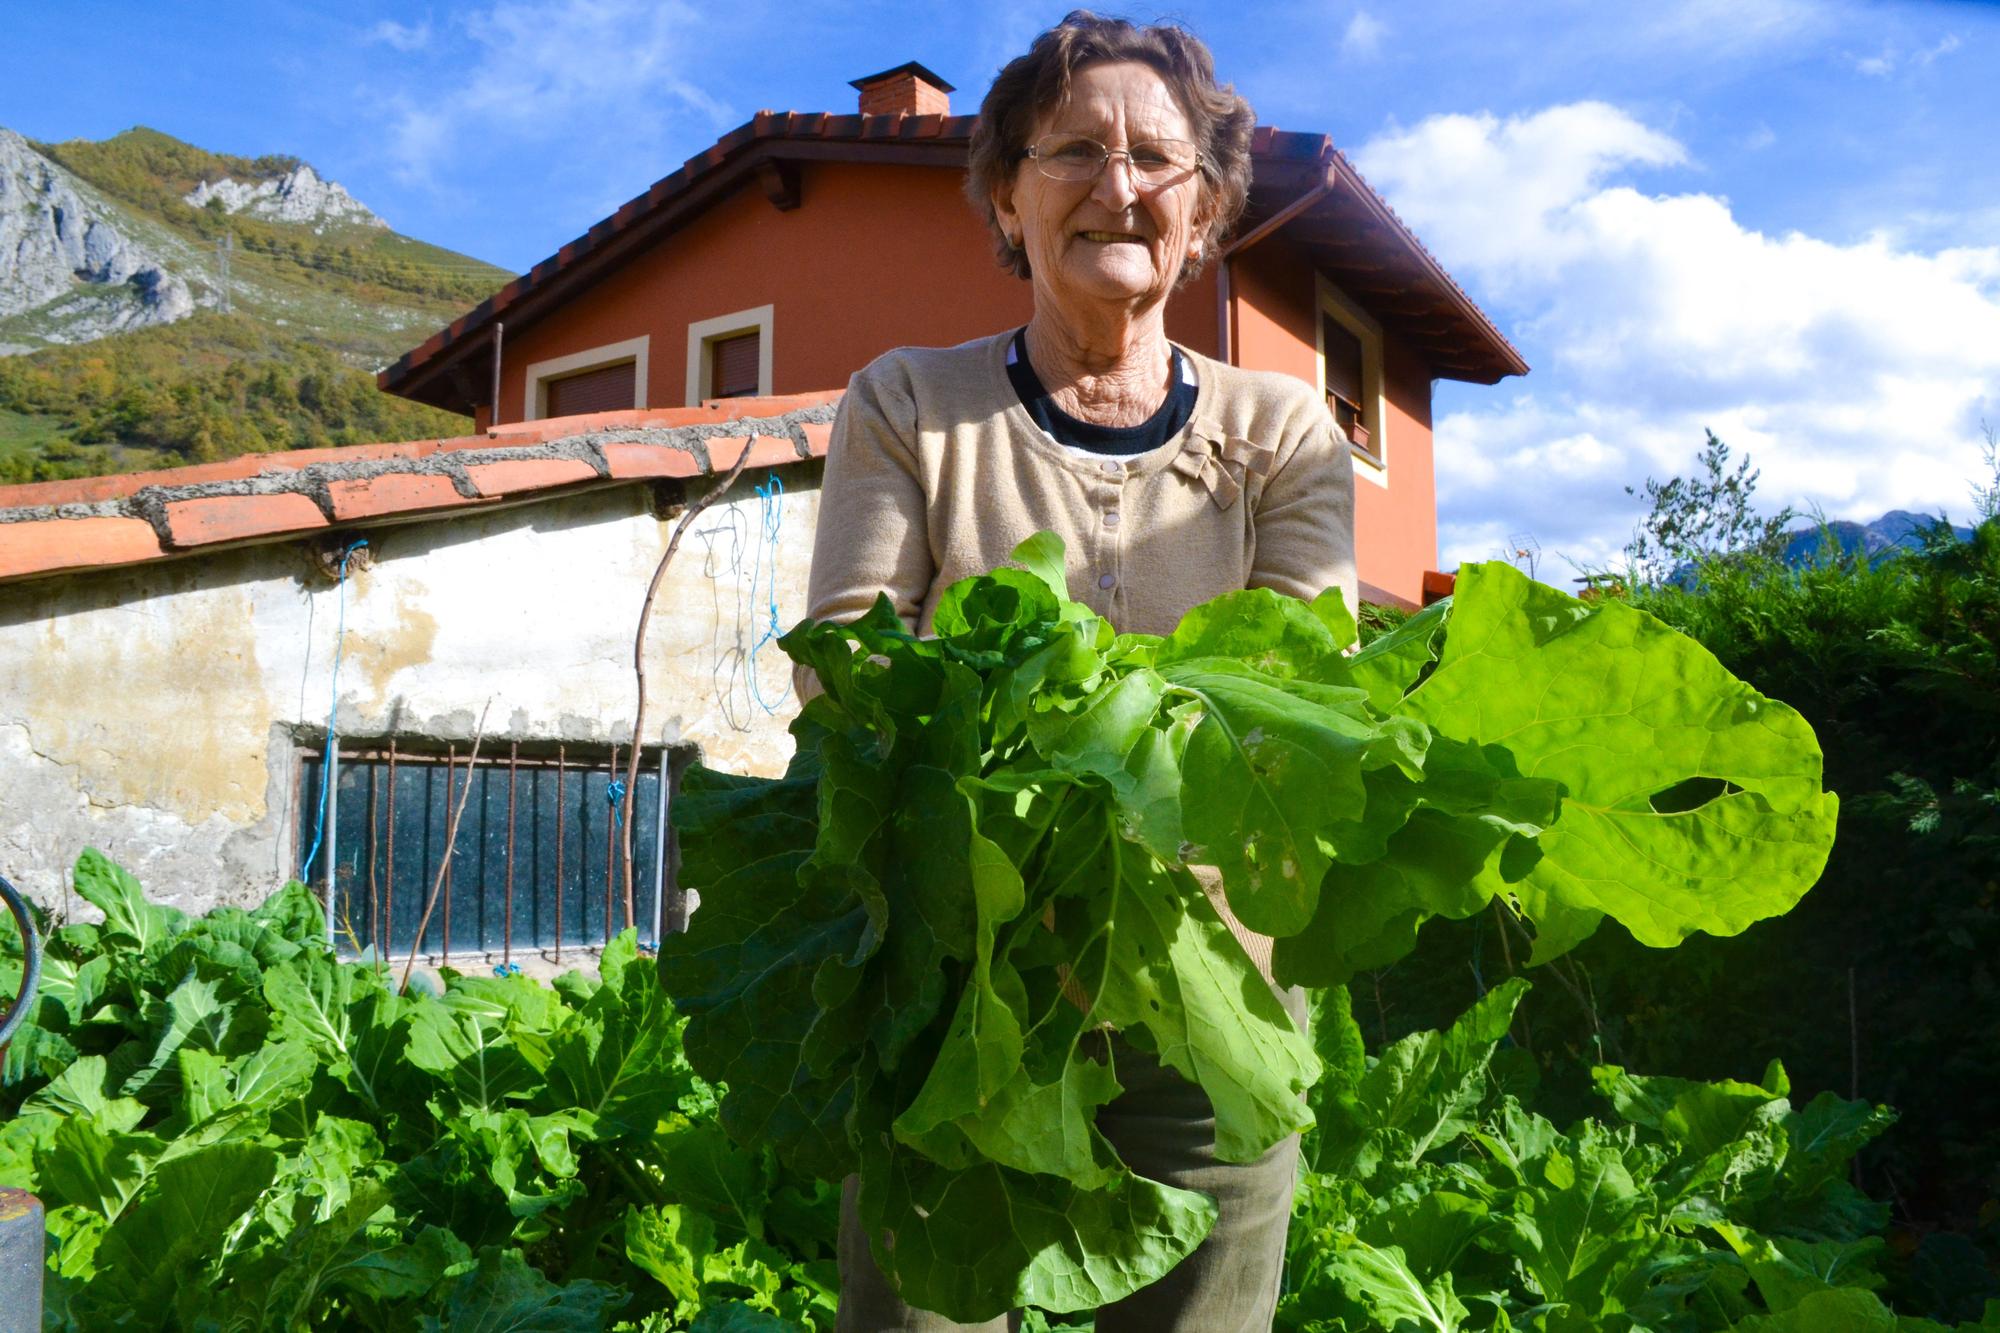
[295,741,684,963]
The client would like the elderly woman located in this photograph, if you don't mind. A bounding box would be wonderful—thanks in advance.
[808,11,1355,1331]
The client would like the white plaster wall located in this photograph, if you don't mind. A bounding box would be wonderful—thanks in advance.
[0,473,821,919]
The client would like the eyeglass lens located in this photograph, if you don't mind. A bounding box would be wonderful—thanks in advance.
[1031,135,1197,183]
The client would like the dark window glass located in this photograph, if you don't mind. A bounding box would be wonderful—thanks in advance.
[1322,314,1365,412]
[711,332,761,398]
[546,360,637,417]
[296,747,671,959]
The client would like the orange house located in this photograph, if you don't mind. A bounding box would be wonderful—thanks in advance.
[380,63,1526,608]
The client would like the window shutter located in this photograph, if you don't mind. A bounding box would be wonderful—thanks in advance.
[1322,314,1364,412]
[545,360,637,417]
[711,331,761,398]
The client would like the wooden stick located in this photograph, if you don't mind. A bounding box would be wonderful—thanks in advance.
[400,701,490,994]
[621,434,758,928]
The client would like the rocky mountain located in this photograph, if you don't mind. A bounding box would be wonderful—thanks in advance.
[0,128,195,350]
[0,126,513,482]
[183,163,387,232]
[1781,509,1974,565]
[0,126,504,363]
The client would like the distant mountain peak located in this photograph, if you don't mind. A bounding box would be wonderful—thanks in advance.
[183,162,388,233]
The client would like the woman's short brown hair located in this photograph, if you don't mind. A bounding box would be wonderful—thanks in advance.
[965,10,1255,284]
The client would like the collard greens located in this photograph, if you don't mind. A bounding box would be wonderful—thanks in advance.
[657,537,1838,1320]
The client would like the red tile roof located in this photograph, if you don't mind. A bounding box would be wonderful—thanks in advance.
[378,111,1525,413]
[0,394,839,587]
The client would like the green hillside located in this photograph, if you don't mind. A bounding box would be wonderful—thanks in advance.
[0,128,514,483]
[0,313,473,483]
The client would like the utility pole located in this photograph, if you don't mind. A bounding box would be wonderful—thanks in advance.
[215,231,233,313]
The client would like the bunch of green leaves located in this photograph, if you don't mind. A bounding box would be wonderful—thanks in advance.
[0,849,840,1331]
[658,534,1839,1321]
[1280,979,1999,1332]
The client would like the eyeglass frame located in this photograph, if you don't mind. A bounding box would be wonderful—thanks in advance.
[1018,134,1206,187]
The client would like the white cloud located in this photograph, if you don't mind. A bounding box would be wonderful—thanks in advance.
[1354,103,1684,294]
[1355,103,2000,572]
[1855,46,1896,76]
[370,0,729,188]
[1916,34,1962,66]
[1851,33,1960,77]
[368,19,432,52]
[1341,11,1388,61]
[1640,0,1823,58]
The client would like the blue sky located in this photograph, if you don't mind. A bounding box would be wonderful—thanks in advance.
[6,0,1998,573]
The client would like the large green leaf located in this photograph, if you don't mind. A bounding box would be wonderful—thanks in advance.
[537,931,682,1141]
[658,847,864,1178]
[857,1099,1217,1320]
[1161,658,1387,936]
[1719,1285,1899,1331]
[77,1141,278,1322]
[418,1247,626,1332]
[36,1117,164,1220]
[407,990,540,1114]
[1294,1240,1471,1333]
[21,1054,149,1131]
[264,949,396,1111]
[1398,562,1839,962]
[1323,979,1527,1178]
[73,846,187,954]
[1081,835,1318,1163]
[626,1202,716,1316]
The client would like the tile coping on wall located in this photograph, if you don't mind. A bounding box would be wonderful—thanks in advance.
[0,394,840,586]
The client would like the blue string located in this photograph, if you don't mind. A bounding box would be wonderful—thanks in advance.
[492,962,522,978]
[747,472,793,715]
[607,779,626,828]
[300,540,368,882]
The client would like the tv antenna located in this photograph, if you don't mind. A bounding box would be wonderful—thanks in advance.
[1507,532,1541,579]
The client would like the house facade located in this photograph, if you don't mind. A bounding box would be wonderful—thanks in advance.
[380,63,1526,609]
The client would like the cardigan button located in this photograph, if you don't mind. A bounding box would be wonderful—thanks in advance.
[1101,461,1120,475]
[1098,573,1116,590]
[1103,511,1121,528]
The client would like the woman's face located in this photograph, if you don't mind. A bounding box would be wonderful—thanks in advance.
[992,60,1209,325]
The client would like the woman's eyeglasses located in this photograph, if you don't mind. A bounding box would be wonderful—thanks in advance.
[1022,134,1202,186]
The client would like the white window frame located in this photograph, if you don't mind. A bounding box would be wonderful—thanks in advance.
[521,335,650,422]
[685,304,774,405]
[1315,274,1389,488]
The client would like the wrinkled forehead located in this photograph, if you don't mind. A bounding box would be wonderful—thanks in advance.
[1032,60,1195,144]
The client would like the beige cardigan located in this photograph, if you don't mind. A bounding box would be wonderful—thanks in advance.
[802,329,1359,979]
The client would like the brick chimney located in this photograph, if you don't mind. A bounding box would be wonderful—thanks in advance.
[850,61,954,117]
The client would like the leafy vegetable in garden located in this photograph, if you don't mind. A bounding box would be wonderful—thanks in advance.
[1280,978,2000,1332]
[0,850,840,1331]
[657,534,1841,1320]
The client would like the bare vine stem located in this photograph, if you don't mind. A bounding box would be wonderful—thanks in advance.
[621,436,759,930]
[400,699,491,993]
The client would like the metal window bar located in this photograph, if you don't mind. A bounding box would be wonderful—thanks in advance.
[296,744,673,960]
